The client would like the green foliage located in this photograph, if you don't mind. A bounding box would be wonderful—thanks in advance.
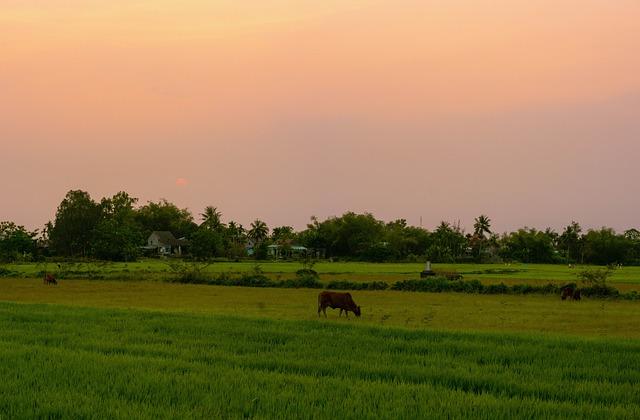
[391,278,566,295]
[577,267,613,287]
[253,242,269,260]
[499,228,556,263]
[189,227,223,260]
[0,221,37,262]
[559,221,583,263]
[199,206,224,231]
[248,219,269,245]
[49,190,101,256]
[165,260,212,283]
[6,188,640,264]
[91,219,141,262]
[136,199,196,239]
[425,221,467,263]
[93,192,143,261]
[577,267,619,297]
[326,280,389,290]
[582,228,632,265]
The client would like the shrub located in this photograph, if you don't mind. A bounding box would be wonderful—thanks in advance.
[295,269,319,278]
[484,283,509,294]
[0,267,17,277]
[435,271,463,281]
[326,280,389,291]
[577,268,613,287]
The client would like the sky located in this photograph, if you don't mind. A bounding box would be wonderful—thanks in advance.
[1,0,639,233]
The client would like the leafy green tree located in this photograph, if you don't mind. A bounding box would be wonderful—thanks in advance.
[91,219,142,261]
[624,229,640,264]
[382,219,430,260]
[271,226,295,243]
[0,222,37,262]
[559,221,583,263]
[49,190,101,256]
[582,228,632,265]
[91,192,143,261]
[426,221,467,262]
[189,227,223,260]
[223,221,247,259]
[499,228,555,263]
[136,199,197,239]
[270,226,296,259]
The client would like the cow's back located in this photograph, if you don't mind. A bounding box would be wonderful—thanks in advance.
[319,291,354,308]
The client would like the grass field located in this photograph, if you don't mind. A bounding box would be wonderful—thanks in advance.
[2,278,640,338]
[1,301,640,419]
[2,278,640,418]
[4,260,640,290]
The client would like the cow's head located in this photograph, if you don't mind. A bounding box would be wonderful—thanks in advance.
[354,306,361,317]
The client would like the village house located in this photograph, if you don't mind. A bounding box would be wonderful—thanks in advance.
[144,231,186,255]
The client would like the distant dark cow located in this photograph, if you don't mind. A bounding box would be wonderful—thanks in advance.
[318,291,361,318]
[561,287,574,300]
[561,286,581,301]
[43,274,57,285]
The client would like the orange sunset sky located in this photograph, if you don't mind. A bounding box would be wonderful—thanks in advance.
[1,0,639,232]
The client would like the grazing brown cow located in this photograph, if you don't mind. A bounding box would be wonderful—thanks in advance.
[561,286,581,301]
[43,274,57,285]
[561,287,573,300]
[318,291,361,318]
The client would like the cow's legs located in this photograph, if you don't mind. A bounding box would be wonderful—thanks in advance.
[339,309,343,317]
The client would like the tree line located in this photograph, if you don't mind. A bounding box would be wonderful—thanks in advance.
[1,190,639,265]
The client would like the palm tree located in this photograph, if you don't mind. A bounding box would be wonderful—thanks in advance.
[248,219,269,244]
[227,221,246,244]
[473,215,492,239]
[200,206,223,231]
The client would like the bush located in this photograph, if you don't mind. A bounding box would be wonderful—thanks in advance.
[577,268,613,287]
[0,267,17,277]
[295,269,319,278]
[435,271,463,281]
[581,284,619,298]
[484,283,509,294]
[326,280,388,291]
[278,277,323,289]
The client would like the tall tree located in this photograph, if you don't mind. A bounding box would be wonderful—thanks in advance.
[0,222,37,262]
[92,192,143,261]
[136,199,196,239]
[49,190,101,256]
[473,215,492,238]
[559,221,583,263]
[248,219,269,244]
[225,221,247,259]
[426,221,467,262]
[200,206,224,231]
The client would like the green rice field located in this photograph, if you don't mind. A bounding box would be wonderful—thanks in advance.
[1,300,639,418]
[2,276,640,418]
